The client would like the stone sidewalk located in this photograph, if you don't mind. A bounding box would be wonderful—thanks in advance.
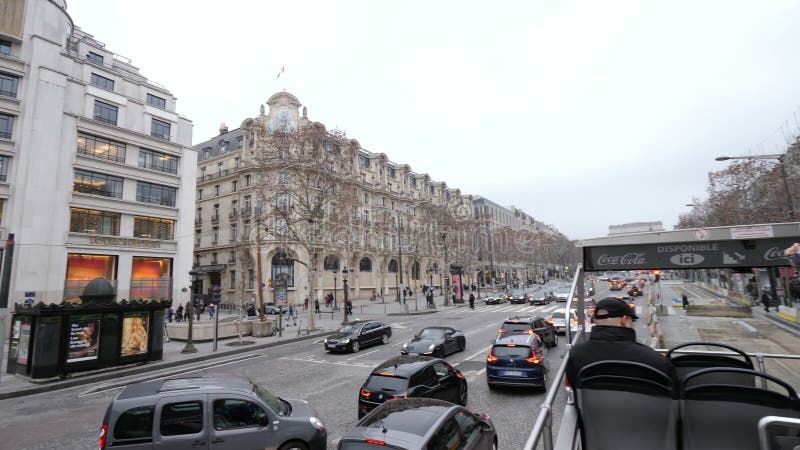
[0,293,461,399]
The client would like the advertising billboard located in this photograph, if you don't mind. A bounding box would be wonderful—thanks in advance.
[121,313,149,357]
[67,314,101,362]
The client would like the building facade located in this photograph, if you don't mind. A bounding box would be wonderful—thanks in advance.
[0,0,195,305]
[195,92,567,306]
[608,221,665,236]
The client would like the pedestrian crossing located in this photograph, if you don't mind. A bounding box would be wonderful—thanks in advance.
[455,302,566,315]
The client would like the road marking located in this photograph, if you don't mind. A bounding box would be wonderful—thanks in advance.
[390,323,409,329]
[279,356,372,368]
[458,344,493,364]
[466,368,487,382]
[78,355,268,397]
[346,348,381,360]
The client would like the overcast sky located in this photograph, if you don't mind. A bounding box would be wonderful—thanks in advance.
[67,0,800,240]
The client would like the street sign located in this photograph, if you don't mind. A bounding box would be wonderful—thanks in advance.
[260,282,266,288]
[24,298,34,305]
[24,291,34,298]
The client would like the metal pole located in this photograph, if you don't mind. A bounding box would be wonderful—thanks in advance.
[0,233,14,380]
[397,212,405,309]
[779,158,796,220]
[256,224,265,322]
[213,306,219,351]
[182,274,198,353]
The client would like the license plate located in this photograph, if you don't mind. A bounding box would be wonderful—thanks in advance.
[326,344,334,349]
[504,370,524,377]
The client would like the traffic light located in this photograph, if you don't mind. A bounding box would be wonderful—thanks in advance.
[445,276,450,287]
[268,278,272,288]
[211,286,222,304]
[654,270,661,283]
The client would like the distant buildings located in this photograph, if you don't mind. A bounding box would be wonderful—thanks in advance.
[0,0,195,305]
[194,92,566,304]
[608,221,665,236]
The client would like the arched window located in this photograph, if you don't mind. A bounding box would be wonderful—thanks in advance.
[432,263,439,273]
[271,251,294,287]
[324,254,340,271]
[359,257,372,272]
[411,261,420,280]
[388,259,398,273]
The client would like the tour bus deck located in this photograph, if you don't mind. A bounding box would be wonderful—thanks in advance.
[524,222,800,450]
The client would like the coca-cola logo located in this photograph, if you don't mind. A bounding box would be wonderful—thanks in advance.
[764,247,785,261]
[596,253,647,266]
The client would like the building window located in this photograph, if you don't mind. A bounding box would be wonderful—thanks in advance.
[358,154,370,168]
[146,93,166,109]
[245,174,251,186]
[235,136,243,149]
[323,254,340,271]
[139,148,178,173]
[73,169,123,198]
[133,216,174,240]
[2,113,16,138]
[388,259,398,273]
[228,250,235,263]
[232,180,238,192]
[131,257,172,299]
[65,254,117,300]
[87,51,104,64]
[77,132,126,163]
[151,118,171,140]
[243,220,251,239]
[198,189,203,199]
[386,166,395,178]
[234,156,241,168]
[0,155,9,182]
[70,208,120,235]
[244,195,252,212]
[213,227,219,244]
[90,73,114,91]
[136,181,176,206]
[230,223,238,241]
[215,185,220,196]
[363,209,370,225]
[0,40,10,56]
[230,270,236,289]
[277,172,288,184]
[93,100,118,125]
[248,269,254,289]
[276,193,289,211]
[219,140,228,152]
[359,257,372,272]
[275,217,287,236]
[0,73,18,97]
[271,251,295,287]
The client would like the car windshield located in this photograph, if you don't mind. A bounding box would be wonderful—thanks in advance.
[253,384,290,417]
[492,345,531,358]
[502,323,531,332]
[365,374,409,392]
[552,312,565,319]
[338,324,362,334]
[418,328,445,339]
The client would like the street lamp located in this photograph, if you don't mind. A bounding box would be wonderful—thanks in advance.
[182,270,202,354]
[333,270,338,311]
[342,267,352,324]
[715,154,796,220]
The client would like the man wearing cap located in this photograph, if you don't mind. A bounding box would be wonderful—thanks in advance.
[566,297,674,386]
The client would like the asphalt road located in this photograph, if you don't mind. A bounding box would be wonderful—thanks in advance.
[0,279,637,450]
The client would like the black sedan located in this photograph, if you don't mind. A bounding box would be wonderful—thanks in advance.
[324,320,392,353]
[341,398,497,450]
[509,293,530,304]
[401,327,466,357]
[485,295,505,305]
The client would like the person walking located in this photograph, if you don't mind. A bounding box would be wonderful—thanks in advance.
[304,296,309,311]
[288,304,295,323]
[681,293,689,310]
[468,292,475,309]
[762,291,772,312]
[176,304,184,322]
[167,306,174,323]
[314,298,320,315]
[208,304,215,320]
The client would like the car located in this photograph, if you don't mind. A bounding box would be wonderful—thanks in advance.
[554,290,570,302]
[569,298,596,318]
[484,295,505,305]
[401,326,466,357]
[496,316,558,348]
[98,377,326,450]
[586,286,595,297]
[530,294,550,305]
[627,284,643,296]
[548,310,578,335]
[486,333,548,390]
[340,398,497,450]
[357,356,468,419]
[261,302,281,315]
[509,293,530,304]
[324,320,392,353]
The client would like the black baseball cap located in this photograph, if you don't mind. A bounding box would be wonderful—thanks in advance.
[594,298,638,320]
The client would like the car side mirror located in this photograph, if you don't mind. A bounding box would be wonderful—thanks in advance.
[479,420,492,432]
[258,412,269,427]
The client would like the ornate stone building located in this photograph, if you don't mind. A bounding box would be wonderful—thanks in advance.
[194,92,563,306]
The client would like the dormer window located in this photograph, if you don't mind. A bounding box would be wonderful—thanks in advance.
[358,154,370,168]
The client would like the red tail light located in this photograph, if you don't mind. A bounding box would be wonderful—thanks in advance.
[526,355,541,364]
[486,351,498,363]
[498,328,506,333]
[547,318,554,323]
[360,387,370,397]
[455,371,465,379]
[365,439,387,446]
[98,423,108,450]
[527,329,534,334]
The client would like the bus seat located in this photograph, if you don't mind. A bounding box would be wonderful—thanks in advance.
[576,360,677,450]
[681,368,800,450]
[667,342,754,386]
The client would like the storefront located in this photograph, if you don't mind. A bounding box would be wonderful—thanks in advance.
[64,253,117,301]
[130,256,172,300]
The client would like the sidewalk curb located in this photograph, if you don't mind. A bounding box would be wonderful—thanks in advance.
[0,329,336,400]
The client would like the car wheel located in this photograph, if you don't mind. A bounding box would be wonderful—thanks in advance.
[279,440,309,450]
[381,333,389,345]
[492,438,498,450]
[458,384,468,406]
[487,381,496,391]
[540,369,548,393]
[351,341,360,353]
[435,346,445,358]
[458,338,465,352]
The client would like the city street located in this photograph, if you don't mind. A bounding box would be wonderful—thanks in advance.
[0,280,590,450]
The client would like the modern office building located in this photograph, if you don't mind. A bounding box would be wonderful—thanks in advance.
[0,0,195,305]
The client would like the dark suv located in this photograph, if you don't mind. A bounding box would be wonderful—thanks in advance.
[324,320,392,353]
[486,333,548,391]
[340,398,497,450]
[358,356,467,419]
[98,377,326,450]
[496,316,557,348]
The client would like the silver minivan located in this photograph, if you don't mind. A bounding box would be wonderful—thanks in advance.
[99,377,326,450]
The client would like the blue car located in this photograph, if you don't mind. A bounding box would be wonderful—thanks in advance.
[486,333,548,391]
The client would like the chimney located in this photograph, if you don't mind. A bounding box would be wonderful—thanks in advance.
[219,122,228,135]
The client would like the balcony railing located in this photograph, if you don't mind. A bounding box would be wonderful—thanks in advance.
[195,218,202,226]
[211,215,220,223]
[197,169,230,182]
[229,210,238,219]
